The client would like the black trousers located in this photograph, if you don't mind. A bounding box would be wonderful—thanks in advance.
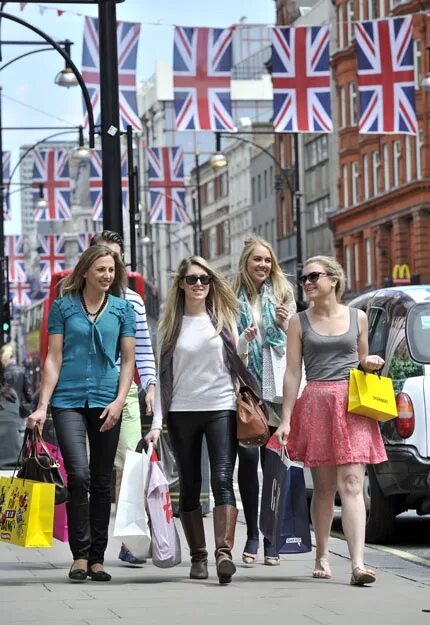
[52,405,121,565]
[167,410,237,512]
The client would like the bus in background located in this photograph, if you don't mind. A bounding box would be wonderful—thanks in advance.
[20,297,46,394]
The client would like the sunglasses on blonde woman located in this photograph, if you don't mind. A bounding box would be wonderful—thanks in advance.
[183,274,212,286]
[298,271,333,286]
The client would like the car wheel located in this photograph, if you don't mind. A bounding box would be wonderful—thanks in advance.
[364,465,396,544]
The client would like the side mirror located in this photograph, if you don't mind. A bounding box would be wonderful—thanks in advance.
[405,303,430,364]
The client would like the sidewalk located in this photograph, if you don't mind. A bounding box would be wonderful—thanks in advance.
[1,511,429,625]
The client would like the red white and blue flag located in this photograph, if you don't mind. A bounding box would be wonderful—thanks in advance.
[9,282,32,308]
[89,150,128,221]
[173,27,233,131]
[37,234,66,283]
[355,17,417,134]
[3,151,11,221]
[82,16,142,131]
[272,25,332,133]
[147,147,188,224]
[77,232,95,254]
[32,148,71,221]
[4,235,26,283]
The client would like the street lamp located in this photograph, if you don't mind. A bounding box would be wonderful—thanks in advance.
[212,131,304,304]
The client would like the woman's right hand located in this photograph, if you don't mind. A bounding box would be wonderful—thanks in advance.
[244,324,258,342]
[275,421,290,447]
[144,428,161,447]
[26,408,47,431]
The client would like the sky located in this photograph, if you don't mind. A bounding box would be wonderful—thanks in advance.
[2,0,275,234]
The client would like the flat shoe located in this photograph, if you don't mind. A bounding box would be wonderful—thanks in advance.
[312,557,332,579]
[350,566,376,586]
[264,556,280,566]
[87,566,112,582]
[68,565,87,582]
[242,552,257,565]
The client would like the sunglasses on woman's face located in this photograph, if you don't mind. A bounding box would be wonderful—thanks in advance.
[183,274,212,286]
[298,271,333,286]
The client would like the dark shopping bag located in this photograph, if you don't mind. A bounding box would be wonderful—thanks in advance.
[259,436,311,554]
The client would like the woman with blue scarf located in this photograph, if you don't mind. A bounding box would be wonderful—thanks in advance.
[234,236,296,565]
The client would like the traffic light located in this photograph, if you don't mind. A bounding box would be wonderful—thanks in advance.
[2,298,11,342]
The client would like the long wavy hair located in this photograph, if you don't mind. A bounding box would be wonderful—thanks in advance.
[60,245,127,297]
[304,255,346,302]
[159,256,238,354]
[233,235,295,305]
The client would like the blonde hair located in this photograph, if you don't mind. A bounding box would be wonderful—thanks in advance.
[159,256,238,354]
[233,235,295,305]
[60,245,127,297]
[0,343,14,368]
[304,255,346,302]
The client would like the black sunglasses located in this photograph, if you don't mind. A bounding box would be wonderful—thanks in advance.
[298,271,333,286]
[183,274,212,286]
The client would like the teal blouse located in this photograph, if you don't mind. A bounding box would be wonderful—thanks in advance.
[48,294,136,408]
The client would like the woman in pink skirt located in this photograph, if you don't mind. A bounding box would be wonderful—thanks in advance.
[275,256,387,586]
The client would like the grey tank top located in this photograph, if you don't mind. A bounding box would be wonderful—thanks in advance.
[299,308,359,381]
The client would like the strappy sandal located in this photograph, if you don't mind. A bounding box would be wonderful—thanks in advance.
[350,566,376,586]
[312,556,332,579]
[242,538,259,565]
[264,556,280,566]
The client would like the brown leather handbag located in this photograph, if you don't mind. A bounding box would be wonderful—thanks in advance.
[236,384,270,448]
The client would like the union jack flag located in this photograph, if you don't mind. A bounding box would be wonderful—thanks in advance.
[9,282,32,308]
[32,148,71,221]
[3,151,11,221]
[173,27,234,131]
[37,235,66,284]
[4,235,26,283]
[77,232,95,254]
[147,147,188,224]
[82,17,142,132]
[89,150,128,221]
[272,25,333,133]
[355,17,416,134]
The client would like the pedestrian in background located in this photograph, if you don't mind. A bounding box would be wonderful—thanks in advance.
[26,245,136,583]
[275,255,387,586]
[233,235,296,566]
[0,358,21,470]
[145,256,249,584]
[90,230,157,566]
[0,343,32,419]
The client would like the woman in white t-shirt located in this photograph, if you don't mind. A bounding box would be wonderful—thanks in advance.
[145,256,251,585]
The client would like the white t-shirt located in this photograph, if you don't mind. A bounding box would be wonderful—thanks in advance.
[151,314,236,429]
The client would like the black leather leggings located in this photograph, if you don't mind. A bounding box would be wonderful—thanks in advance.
[167,410,237,512]
[52,405,121,565]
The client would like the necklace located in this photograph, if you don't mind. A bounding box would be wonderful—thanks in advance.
[80,292,108,322]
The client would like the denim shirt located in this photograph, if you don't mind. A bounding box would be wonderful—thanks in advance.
[48,294,136,408]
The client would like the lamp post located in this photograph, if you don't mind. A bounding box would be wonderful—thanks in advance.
[212,131,304,304]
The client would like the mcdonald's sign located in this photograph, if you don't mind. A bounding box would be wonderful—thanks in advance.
[392,264,411,285]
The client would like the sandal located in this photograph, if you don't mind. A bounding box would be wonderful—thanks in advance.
[264,556,280,566]
[242,538,259,565]
[312,556,332,579]
[350,566,376,586]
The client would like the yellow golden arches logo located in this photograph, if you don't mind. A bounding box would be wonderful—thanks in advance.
[392,264,411,285]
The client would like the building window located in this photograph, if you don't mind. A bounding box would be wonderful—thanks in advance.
[379,0,386,17]
[414,39,422,89]
[251,177,256,205]
[362,154,369,200]
[209,226,216,258]
[354,243,360,285]
[416,129,423,179]
[343,164,349,208]
[345,245,353,290]
[372,150,380,196]
[207,180,214,204]
[339,86,346,128]
[383,144,390,191]
[365,238,375,286]
[257,174,262,202]
[304,136,328,169]
[337,5,344,49]
[264,170,268,199]
[352,161,359,205]
[220,172,228,197]
[309,195,329,226]
[393,140,401,188]
[349,82,357,126]
[405,136,412,182]
[347,0,354,45]
[269,165,273,195]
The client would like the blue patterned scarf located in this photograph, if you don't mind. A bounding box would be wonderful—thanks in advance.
[237,282,286,385]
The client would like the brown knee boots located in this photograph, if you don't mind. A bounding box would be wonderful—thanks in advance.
[213,504,238,585]
[179,507,208,579]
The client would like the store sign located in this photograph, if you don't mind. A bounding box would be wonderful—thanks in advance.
[392,264,411,285]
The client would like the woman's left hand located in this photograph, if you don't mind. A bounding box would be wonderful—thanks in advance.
[276,304,289,332]
[99,399,124,432]
[361,355,385,372]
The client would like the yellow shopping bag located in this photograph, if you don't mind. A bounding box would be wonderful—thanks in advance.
[0,476,55,548]
[348,368,398,422]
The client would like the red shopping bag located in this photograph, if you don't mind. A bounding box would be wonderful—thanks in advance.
[37,441,68,542]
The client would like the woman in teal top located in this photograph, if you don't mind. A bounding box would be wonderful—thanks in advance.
[27,245,136,583]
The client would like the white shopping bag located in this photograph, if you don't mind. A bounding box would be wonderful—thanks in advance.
[146,449,181,569]
[262,344,286,404]
[113,448,151,560]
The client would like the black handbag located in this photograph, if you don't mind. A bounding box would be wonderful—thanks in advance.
[17,428,68,505]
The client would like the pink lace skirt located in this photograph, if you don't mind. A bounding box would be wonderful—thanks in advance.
[287,380,387,468]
